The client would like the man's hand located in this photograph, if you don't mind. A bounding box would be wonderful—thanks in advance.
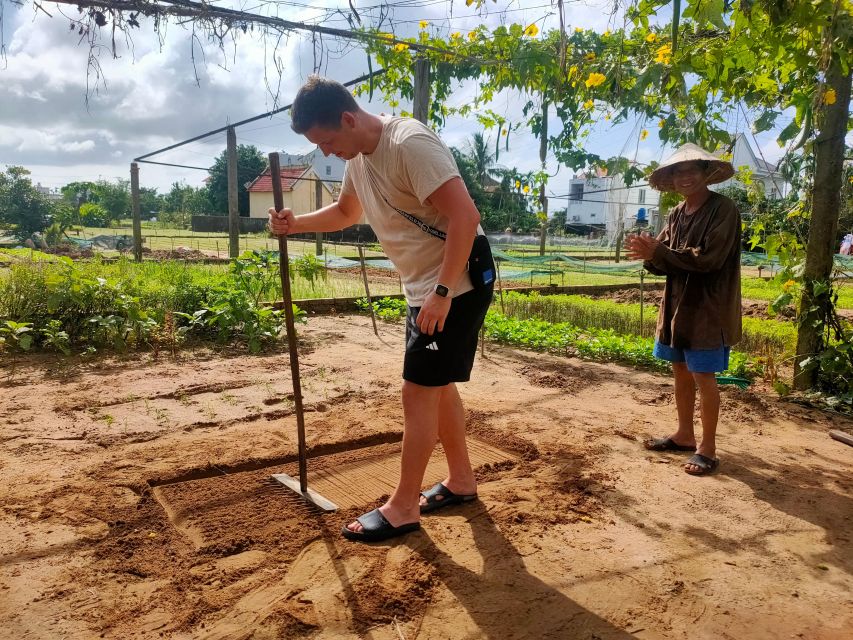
[416,292,453,336]
[268,207,297,236]
[625,231,659,261]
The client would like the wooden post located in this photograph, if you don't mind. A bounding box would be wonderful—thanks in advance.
[227,126,239,258]
[358,244,379,338]
[639,269,645,337]
[413,58,430,125]
[269,153,308,489]
[130,162,142,262]
[496,260,505,314]
[315,177,323,255]
[538,101,549,257]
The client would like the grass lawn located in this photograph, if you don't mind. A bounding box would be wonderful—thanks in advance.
[742,276,853,309]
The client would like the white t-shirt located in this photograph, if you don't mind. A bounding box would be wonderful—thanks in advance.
[341,116,476,306]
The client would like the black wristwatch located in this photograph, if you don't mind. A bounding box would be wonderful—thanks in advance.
[433,283,451,297]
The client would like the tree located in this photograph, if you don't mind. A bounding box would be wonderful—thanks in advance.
[207,145,266,216]
[0,166,53,241]
[138,187,164,220]
[549,208,568,235]
[78,202,110,228]
[362,1,851,393]
[96,179,131,225]
[467,132,498,187]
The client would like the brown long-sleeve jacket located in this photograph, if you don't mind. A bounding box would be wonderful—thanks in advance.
[643,191,742,349]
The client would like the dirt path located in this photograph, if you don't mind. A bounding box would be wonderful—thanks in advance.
[1,315,851,639]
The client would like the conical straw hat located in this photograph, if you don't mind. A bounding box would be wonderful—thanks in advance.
[649,143,734,191]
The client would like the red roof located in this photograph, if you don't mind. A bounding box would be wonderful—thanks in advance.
[248,166,310,192]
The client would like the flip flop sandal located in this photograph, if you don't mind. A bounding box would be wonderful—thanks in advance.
[341,508,420,543]
[684,454,720,476]
[644,437,697,452]
[420,482,478,514]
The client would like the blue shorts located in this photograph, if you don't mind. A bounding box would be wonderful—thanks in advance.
[653,341,730,374]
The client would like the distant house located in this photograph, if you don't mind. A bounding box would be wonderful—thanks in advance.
[247,166,336,219]
[563,168,660,236]
[34,183,63,202]
[278,149,345,198]
[715,133,788,199]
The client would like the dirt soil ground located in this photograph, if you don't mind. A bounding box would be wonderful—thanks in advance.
[1,314,851,639]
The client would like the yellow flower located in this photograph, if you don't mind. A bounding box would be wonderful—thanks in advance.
[640,129,649,140]
[824,88,837,105]
[568,65,578,78]
[646,32,657,43]
[394,43,409,52]
[585,52,596,60]
[655,44,672,64]
[583,99,595,110]
[603,30,611,37]
[502,129,508,136]
[524,23,539,37]
[419,20,428,30]
[585,72,606,88]
[783,279,797,291]
[451,31,461,40]
[523,185,530,193]
[575,27,583,33]
[515,180,521,189]
[468,30,477,41]
[658,119,666,128]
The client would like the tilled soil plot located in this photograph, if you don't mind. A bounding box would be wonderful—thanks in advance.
[1,314,851,639]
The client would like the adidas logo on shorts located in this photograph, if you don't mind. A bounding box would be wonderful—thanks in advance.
[425,342,439,351]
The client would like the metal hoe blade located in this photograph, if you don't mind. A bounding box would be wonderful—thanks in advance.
[268,152,337,512]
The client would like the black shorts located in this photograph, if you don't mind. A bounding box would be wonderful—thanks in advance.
[403,285,494,387]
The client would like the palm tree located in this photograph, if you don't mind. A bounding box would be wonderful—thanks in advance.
[467,132,497,188]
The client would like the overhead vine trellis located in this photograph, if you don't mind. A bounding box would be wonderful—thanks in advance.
[4,0,852,393]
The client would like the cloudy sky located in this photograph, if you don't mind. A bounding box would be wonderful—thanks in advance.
[1,0,795,201]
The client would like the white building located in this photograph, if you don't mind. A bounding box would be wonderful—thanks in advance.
[278,148,345,197]
[715,133,788,199]
[564,170,660,237]
[34,183,63,202]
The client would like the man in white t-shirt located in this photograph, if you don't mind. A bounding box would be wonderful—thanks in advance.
[268,76,494,543]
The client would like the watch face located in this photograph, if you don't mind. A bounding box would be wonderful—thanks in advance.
[434,284,449,297]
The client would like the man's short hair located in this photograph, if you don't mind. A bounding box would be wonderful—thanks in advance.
[290,76,360,134]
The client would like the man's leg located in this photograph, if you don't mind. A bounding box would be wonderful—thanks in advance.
[345,380,441,533]
[669,362,698,447]
[685,372,719,473]
[419,383,477,508]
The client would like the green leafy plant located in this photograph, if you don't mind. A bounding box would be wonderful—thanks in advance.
[483,311,761,380]
[0,320,34,352]
[356,296,407,321]
[292,253,326,291]
[40,319,70,355]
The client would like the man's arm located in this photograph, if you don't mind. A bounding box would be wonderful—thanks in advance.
[642,224,671,275]
[268,190,363,235]
[416,176,481,335]
[627,216,672,273]
[648,208,739,274]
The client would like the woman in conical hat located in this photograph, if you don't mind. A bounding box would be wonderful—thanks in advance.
[647,143,735,192]
[626,143,740,476]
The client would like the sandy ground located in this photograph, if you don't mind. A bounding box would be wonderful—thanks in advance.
[1,314,852,640]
